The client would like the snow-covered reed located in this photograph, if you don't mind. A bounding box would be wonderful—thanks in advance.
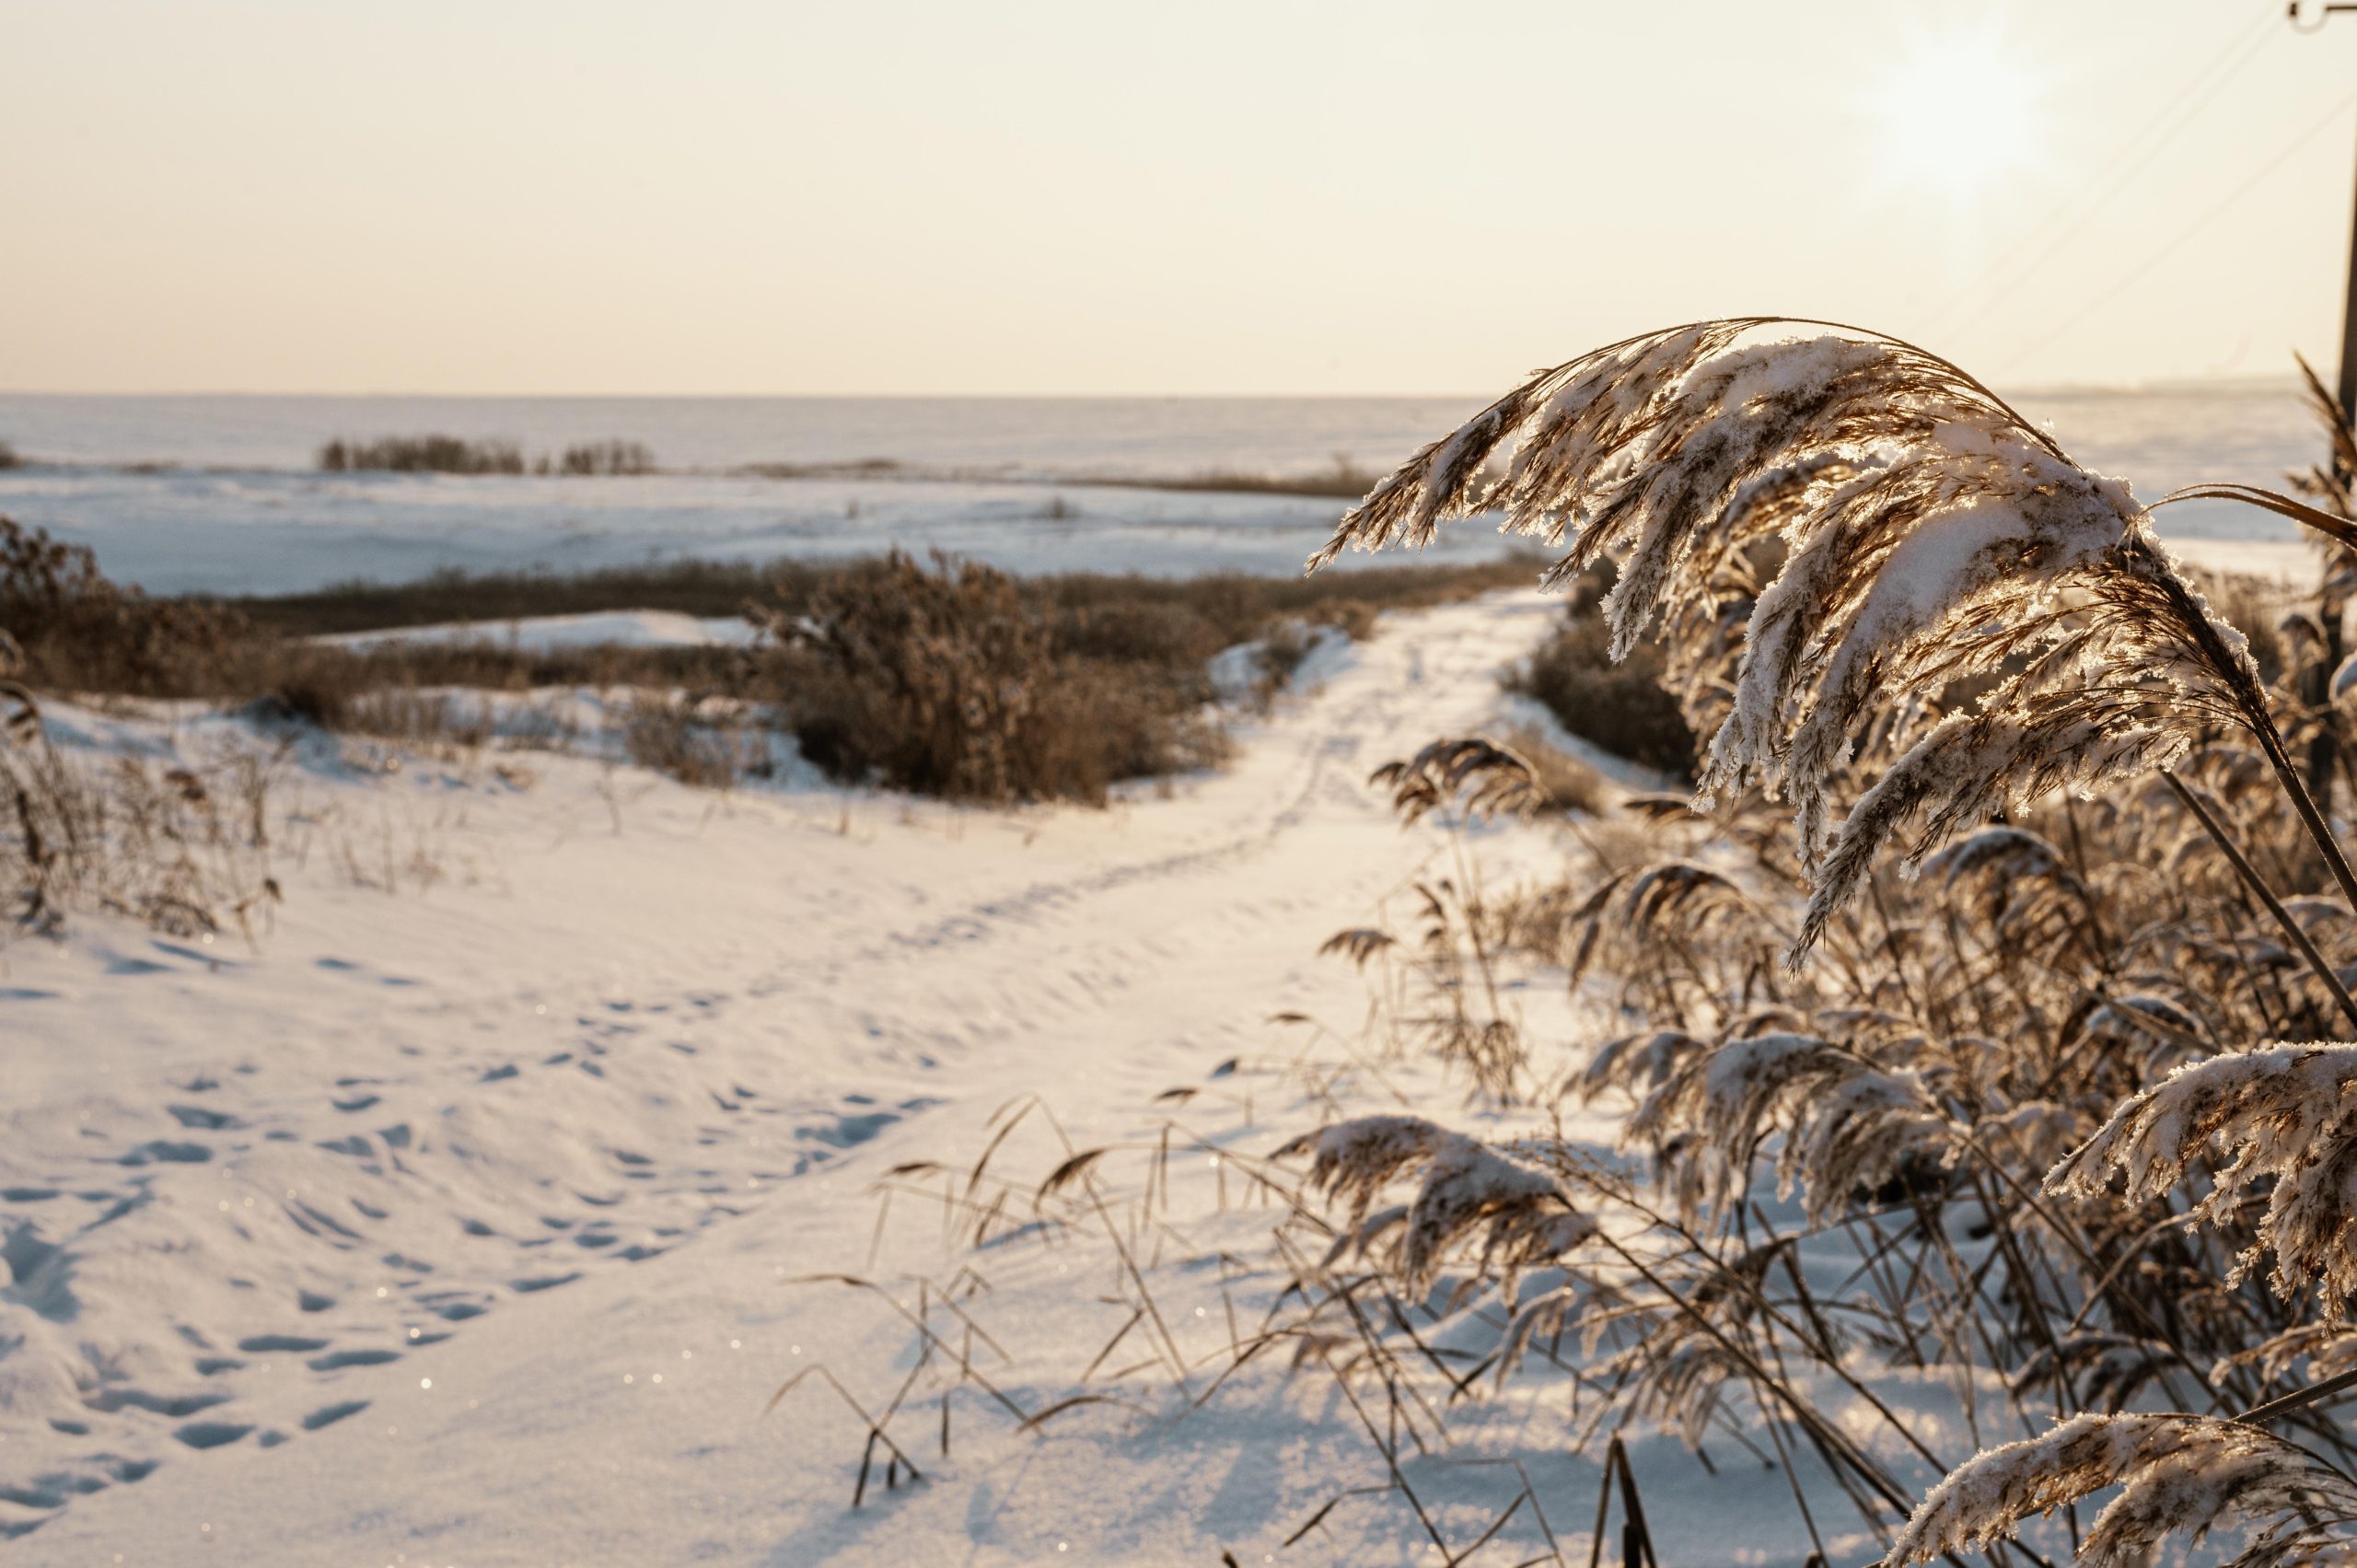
[1279,1115,1597,1296]
[1239,325,2357,1562]
[812,326,2357,1566]
[1885,1412,2357,1567]
[2049,1042,2357,1316]
[1311,319,2352,960]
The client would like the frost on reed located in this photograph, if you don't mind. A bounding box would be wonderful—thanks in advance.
[1883,1412,2357,1568]
[919,326,2357,1564]
[1308,319,2301,958]
[1621,1030,1956,1225]
[2048,1042,2357,1316]
[1367,735,1543,825]
[1277,1115,1596,1296]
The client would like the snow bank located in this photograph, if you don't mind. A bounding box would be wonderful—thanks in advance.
[317,609,761,655]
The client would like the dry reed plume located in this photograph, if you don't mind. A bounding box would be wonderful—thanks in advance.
[560,324,2357,1564]
[1310,319,2356,963]
[1173,322,2357,1562]
[1886,1413,2357,1567]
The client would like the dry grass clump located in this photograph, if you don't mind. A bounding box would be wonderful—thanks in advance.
[2049,1042,2357,1316]
[1,703,279,939]
[1369,736,1546,825]
[748,553,1537,805]
[0,523,281,939]
[621,695,763,791]
[1310,319,2346,962]
[552,438,655,476]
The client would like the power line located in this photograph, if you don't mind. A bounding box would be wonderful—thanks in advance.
[1993,87,2357,377]
[1927,1,2283,345]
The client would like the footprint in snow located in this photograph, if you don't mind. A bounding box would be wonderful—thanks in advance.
[301,1400,369,1431]
[509,1272,579,1294]
[307,1348,400,1371]
[166,1105,241,1131]
[173,1421,252,1450]
[118,1140,211,1166]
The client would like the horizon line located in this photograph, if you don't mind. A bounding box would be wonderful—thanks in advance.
[0,374,2312,401]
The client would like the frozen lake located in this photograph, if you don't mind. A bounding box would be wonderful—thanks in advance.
[0,382,2333,594]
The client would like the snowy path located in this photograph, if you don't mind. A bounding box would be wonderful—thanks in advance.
[3,590,1575,1563]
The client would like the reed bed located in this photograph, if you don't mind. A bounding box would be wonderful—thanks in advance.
[851,322,2357,1563]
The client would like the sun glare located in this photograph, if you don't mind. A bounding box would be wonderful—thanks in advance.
[1868,23,2042,205]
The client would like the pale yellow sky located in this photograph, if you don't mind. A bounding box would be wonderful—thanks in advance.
[4,0,2354,396]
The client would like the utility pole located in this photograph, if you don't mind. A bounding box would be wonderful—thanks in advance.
[2293,1,2357,441]
[2291,2,2357,813]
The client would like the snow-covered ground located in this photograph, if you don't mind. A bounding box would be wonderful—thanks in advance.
[317,609,763,655]
[3,589,1723,1565]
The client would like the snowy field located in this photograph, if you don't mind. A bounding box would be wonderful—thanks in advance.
[5,384,2350,1563]
[5,590,1747,1564]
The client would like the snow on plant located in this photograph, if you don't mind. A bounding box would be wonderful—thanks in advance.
[887,331,2357,1565]
[1367,735,1544,825]
[2046,1042,2357,1317]
[1620,1030,1958,1225]
[1919,825,2096,949]
[1278,1115,1596,1296]
[1309,318,2353,962]
[1882,1412,2357,1567]
[1568,1028,1707,1103]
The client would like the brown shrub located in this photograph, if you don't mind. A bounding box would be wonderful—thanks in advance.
[1505,576,1696,782]
[770,551,1228,806]
[0,517,249,696]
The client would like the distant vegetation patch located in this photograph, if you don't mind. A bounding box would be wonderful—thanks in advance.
[0,440,21,470]
[732,457,903,481]
[726,455,1382,499]
[317,436,655,476]
[1083,454,1385,500]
